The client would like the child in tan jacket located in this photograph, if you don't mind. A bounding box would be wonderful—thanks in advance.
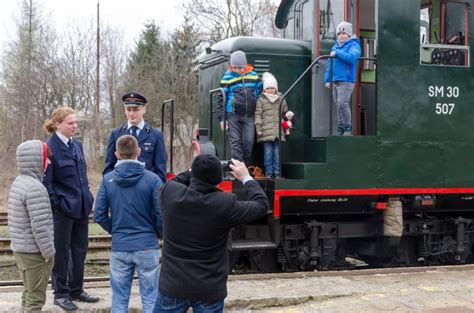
[255,72,290,179]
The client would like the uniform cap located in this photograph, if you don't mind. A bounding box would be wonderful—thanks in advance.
[122,92,147,106]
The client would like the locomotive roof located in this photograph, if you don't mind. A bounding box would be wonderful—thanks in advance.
[198,36,311,65]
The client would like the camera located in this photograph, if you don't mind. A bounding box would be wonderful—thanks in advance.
[221,160,233,171]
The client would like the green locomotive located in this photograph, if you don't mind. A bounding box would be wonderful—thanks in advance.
[193,0,474,271]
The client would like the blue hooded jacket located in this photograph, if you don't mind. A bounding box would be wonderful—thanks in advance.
[324,36,362,83]
[94,160,163,251]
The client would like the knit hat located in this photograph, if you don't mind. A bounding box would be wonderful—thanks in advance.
[262,72,278,91]
[336,21,353,37]
[230,50,247,68]
[191,154,223,185]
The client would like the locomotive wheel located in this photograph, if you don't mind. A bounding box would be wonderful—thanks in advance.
[249,249,280,273]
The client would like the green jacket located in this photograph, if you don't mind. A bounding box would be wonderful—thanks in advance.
[255,93,288,143]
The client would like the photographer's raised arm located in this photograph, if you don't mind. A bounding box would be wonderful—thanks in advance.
[172,169,192,186]
[229,159,252,183]
[228,159,269,225]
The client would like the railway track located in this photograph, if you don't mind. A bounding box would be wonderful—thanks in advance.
[0,212,7,226]
[1,263,474,288]
[0,212,94,226]
[0,235,111,256]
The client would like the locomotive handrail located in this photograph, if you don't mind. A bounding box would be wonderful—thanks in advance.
[208,88,227,159]
[277,55,377,177]
[161,99,175,173]
[277,54,331,176]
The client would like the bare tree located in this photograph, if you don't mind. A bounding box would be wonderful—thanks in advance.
[0,0,60,154]
[58,20,97,116]
[101,26,126,126]
[183,0,279,44]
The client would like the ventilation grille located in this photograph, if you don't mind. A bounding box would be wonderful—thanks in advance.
[253,59,271,74]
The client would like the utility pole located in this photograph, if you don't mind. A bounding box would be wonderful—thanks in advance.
[95,1,101,153]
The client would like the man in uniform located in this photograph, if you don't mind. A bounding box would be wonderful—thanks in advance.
[103,92,167,183]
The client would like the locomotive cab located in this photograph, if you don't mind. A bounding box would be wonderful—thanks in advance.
[194,0,474,272]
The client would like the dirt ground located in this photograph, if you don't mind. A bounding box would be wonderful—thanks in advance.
[2,266,474,312]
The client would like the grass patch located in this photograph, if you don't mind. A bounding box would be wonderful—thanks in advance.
[0,225,8,237]
[89,223,108,236]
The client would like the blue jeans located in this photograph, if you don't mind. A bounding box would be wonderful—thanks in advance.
[153,292,224,313]
[227,113,255,166]
[110,249,160,313]
[332,82,354,133]
[263,139,280,177]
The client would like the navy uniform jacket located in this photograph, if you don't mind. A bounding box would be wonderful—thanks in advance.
[43,133,94,219]
[103,122,167,183]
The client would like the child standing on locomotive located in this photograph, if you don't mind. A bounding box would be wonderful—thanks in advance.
[255,72,290,179]
[218,50,262,166]
[324,21,361,136]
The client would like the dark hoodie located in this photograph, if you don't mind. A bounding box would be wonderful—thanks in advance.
[94,160,163,251]
[158,170,269,302]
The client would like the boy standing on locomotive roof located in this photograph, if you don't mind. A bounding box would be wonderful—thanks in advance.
[324,21,361,136]
[255,72,289,179]
[218,50,262,166]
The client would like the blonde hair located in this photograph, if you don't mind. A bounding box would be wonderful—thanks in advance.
[43,106,77,134]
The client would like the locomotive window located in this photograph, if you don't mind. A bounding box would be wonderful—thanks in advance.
[283,0,311,40]
[446,2,466,42]
[301,0,314,41]
[420,1,470,67]
[283,17,295,39]
[420,7,430,45]
[320,0,345,40]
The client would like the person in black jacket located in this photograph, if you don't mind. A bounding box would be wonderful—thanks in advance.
[153,155,269,313]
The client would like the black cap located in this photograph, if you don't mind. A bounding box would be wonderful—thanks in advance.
[191,154,223,185]
[122,92,147,106]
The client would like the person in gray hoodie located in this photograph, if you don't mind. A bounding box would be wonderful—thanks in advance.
[7,139,55,312]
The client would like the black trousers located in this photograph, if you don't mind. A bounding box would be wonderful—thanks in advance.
[51,210,89,299]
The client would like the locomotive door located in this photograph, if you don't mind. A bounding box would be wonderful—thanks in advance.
[353,0,377,136]
[311,0,377,137]
[312,0,348,137]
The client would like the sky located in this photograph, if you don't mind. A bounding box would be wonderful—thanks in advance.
[0,0,187,50]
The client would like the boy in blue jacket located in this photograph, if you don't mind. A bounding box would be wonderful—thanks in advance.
[324,21,361,136]
[94,135,162,312]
